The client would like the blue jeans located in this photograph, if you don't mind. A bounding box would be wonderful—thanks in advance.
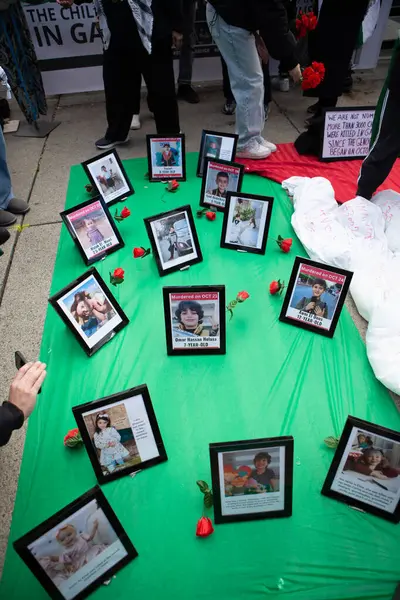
[206,4,264,148]
[0,127,13,210]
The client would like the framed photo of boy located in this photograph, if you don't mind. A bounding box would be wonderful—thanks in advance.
[13,486,138,600]
[146,134,186,182]
[196,130,238,177]
[220,192,273,254]
[48,267,129,357]
[210,436,294,525]
[144,205,203,277]
[82,149,134,206]
[163,285,226,355]
[321,416,400,524]
[279,257,353,338]
[60,197,124,266]
[200,158,244,212]
[73,385,167,484]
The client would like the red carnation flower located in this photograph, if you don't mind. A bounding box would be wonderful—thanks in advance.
[196,517,214,538]
[276,235,293,253]
[237,291,250,302]
[205,211,216,221]
[269,279,285,296]
[133,247,151,259]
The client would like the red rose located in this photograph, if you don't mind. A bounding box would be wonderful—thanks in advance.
[63,428,82,448]
[280,239,292,253]
[205,211,216,221]
[64,428,79,442]
[269,279,285,295]
[167,180,180,192]
[113,268,124,279]
[196,517,214,538]
[121,207,131,219]
[133,247,145,258]
[236,291,250,302]
[308,14,317,30]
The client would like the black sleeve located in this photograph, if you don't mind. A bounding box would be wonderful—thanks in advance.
[152,0,183,35]
[256,0,298,71]
[0,401,24,447]
[388,44,400,100]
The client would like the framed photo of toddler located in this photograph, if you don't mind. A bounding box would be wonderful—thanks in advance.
[163,285,226,355]
[60,196,124,266]
[279,257,353,338]
[48,267,129,357]
[13,486,138,600]
[209,436,294,525]
[196,130,238,177]
[200,158,244,212]
[73,384,167,484]
[146,134,186,182]
[321,416,400,524]
[144,205,203,277]
[82,149,134,207]
[220,192,273,254]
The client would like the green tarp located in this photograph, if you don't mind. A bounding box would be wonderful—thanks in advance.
[1,154,400,600]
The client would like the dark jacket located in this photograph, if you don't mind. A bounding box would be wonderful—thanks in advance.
[0,401,24,447]
[208,0,298,70]
[388,42,400,100]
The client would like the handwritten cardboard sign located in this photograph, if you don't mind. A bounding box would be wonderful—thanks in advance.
[321,107,375,162]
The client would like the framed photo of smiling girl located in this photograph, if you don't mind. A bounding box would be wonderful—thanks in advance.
[279,257,353,338]
[48,268,129,356]
[162,285,226,355]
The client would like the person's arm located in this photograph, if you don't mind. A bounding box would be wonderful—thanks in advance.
[93,433,108,449]
[0,362,46,447]
[87,519,99,541]
[344,458,372,476]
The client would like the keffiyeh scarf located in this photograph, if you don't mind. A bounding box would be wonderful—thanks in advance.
[94,0,154,54]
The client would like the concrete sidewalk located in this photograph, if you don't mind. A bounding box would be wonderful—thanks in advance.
[0,67,388,577]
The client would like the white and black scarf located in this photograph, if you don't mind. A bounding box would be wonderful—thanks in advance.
[94,0,154,54]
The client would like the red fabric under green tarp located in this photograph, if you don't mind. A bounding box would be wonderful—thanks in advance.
[239,143,400,203]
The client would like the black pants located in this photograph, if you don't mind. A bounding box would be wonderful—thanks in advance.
[357,90,400,200]
[102,1,179,141]
[221,57,272,105]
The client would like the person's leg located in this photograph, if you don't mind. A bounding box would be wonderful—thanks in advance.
[357,90,400,200]
[263,60,271,120]
[206,4,267,156]
[0,127,28,224]
[130,70,142,130]
[221,57,236,114]
[146,37,180,134]
[177,0,199,103]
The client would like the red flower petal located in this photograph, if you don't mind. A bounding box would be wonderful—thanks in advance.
[196,517,214,538]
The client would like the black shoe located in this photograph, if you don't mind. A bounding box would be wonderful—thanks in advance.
[0,226,10,245]
[307,101,320,114]
[222,101,236,115]
[177,84,200,104]
[95,137,129,150]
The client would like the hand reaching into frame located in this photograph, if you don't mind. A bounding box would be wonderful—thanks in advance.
[8,362,47,419]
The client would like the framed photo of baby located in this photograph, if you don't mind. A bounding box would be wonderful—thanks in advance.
[279,257,353,338]
[163,285,226,355]
[60,197,124,265]
[322,417,400,523]
[220,192,273,254]
[13,486,138,600]
[200,158,244,211]
[82,149,134,206]
[209,436,294,525]
[48,268,129,356]
[146,134,186,181]
[73,385,167,484]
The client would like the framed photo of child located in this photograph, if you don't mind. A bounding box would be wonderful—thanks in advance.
[321,416,400,523]
[279,257,353,338]
[146,134,186,182]
[73,385,167,484]
[82,149,134,206]
[144,205,203,277]
[13,486,138,600]
[60,197,124,266]
[210,436,294,525]
[48,267,129,357]
[196,130,238,177]
[162,285,226,355]
[220,192,273,254]
[200,158,244,212]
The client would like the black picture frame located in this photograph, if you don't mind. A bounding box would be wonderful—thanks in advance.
[60,196,124,266]
[146,134,186,182]
[48,267,129,357]
[319,106,375,162]
[200,158,244,212]
[82,149,135,206]
[196,130,239,177]
[321,416,400,524]
[162,285,226,356]
[220,192,273,255]
[73,384,167,484]
[144,205,203,277]
[279,256,353,338]
[210,436,294,525]
[13,486,138,600]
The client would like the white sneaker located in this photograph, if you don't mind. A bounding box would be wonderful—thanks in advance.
[130,114,141,130]
[258,137,277,152]
[236,140,271,160]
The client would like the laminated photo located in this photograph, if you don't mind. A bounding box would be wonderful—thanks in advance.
[221,193,273,254]
[197,130,238,177]
[147,135,186,181]
[200,159,244,211]
[82,149,134,206]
